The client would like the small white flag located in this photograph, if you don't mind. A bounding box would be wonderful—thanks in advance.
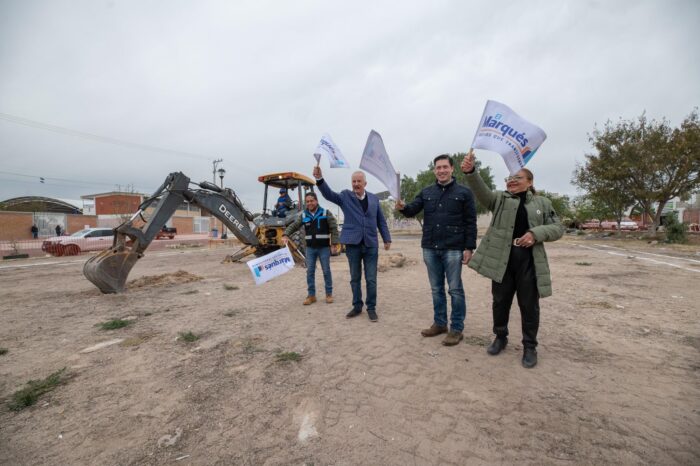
[246,246,295,285]
[359,130,400,199]
[471,100,547,175]
[314,133,350,168]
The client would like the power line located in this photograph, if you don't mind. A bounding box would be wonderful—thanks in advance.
[0,170,126,188]
[0,171,155,193]
[0,112,215,161]
[1,112,256,177]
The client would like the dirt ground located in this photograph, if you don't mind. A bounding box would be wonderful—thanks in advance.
[0,235,699,465]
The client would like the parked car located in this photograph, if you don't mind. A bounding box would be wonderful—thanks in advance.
[617,221,639,231]
[41,228,114,256]
[156,226,177,240]
[581,219,639,231]
[580,219,602,230]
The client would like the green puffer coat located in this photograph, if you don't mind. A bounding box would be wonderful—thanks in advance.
[464,171,564,297]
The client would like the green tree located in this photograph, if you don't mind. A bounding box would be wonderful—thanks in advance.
[379,199,394,226]
[572,156,635,234]
[538,191,573,224]
[575,109,700,231]
[399,174,423,226]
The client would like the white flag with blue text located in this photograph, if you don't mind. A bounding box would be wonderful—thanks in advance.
[314,133,350,168]
[471,100,547,175]
[359,130,400,199]
[246,246,295,285]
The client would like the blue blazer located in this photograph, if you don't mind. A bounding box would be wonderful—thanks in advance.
[317,179,391,247]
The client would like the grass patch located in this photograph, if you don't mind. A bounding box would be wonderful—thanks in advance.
[463,336,491,347]
[579,300,613,309]
[182,290,199,295]
[275,351,302,362]
[223,284,239,291]
[98,319,132,331]
[120,337,144,347]
[241,338,263,354]
[178,331,199,343]
[576,262,593,266]
[0,348,8,356]
[9,368,67,411]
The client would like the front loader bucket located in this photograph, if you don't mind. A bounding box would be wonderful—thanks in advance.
[83,249,141,294]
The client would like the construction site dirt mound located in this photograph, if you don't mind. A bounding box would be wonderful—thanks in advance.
[127,270,203,289]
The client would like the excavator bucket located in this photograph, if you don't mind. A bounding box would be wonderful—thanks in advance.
[83,249,141,294]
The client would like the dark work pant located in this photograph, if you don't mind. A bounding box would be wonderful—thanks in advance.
[345,243,378,311]
[491,246,540,348]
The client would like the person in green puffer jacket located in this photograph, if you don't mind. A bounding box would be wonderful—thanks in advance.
[461,150,564,368]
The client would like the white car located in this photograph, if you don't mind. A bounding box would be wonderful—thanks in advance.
[42,228,114,256]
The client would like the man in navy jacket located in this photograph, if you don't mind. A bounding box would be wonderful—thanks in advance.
[313,166,391,322]
[397,154,477,346]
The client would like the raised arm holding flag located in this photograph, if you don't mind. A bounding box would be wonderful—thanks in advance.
[313,133,350,168]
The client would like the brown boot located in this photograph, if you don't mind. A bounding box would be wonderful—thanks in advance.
[421,324,448,337]
[442,331,464,346]
[303,296,317,305]
[325,294,333,304]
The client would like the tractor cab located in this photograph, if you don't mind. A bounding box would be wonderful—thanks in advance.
[250,172,316,257]
[255,172,316,228]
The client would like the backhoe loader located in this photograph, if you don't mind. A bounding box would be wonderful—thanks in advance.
[83,171,316,294]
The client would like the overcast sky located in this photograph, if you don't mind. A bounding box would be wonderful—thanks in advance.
[1,0,698,210]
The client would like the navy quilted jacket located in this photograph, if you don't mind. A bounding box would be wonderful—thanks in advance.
[401,177,477,251]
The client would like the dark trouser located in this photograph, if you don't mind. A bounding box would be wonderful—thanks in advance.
[345,243,378,311]
[491,246,540,348]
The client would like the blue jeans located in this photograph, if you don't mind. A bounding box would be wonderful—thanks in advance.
[345,244,378,310]
[423,248,466,332]
[306,246,332,296]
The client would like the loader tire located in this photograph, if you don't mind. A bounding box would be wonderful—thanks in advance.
[289,229,306,257]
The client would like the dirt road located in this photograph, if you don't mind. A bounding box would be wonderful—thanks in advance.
[1,237,698,465]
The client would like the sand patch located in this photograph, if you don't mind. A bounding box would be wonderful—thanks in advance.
[127,270,203,289]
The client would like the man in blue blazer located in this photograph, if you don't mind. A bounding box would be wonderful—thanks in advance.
[313,166,392,322]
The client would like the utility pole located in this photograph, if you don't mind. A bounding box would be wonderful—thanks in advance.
[218,167,227,239]
[211,159,223,237]
[212,159,223,183]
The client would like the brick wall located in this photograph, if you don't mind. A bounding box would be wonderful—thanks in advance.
[95,194,142,215]
[67,215,98,233]
[0,211,34,241]
[172,217,193,234]
[683,208,700,224]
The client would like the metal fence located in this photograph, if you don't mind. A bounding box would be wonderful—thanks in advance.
[1,234,214,259]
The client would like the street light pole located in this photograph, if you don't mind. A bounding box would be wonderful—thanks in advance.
[218,167,227,239]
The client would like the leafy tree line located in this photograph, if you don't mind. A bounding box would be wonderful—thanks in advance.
[572,109,700,231]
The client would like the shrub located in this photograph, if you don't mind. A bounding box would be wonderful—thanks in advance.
[665,214,688,244]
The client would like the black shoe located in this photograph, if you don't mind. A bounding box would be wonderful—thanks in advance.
[367,309,378,322]
[522,347,537,368]
[346,308,362,318]
[486,337,508,355]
